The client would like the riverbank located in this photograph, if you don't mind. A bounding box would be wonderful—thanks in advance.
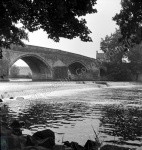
[1,118,131,150]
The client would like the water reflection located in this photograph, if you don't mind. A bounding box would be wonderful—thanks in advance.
[1,84,142,149]
[3,101,142,148]
[100,104,142,147]
[4,101,99,128]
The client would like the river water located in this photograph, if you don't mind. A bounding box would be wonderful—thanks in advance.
[0,81,142,149]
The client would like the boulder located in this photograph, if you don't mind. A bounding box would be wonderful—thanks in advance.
[38,137,55,149]
[9,97,14,99]
[33,129,55,140]
[10,120,23,136]
[0,98,3,102]
[63,141,84,150]
[26,129,55,149]
[70,142,84,150]
[84,140,98,150]
[10,120,22,128]
[26,135,35,147]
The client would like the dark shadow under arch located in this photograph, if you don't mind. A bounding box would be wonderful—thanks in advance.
[68,61,87,75]
[68,61,87,80]
[10,54,52,81]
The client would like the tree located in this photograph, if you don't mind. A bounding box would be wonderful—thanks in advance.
[10,65,20,78]
[0,0,97,48]
[128,44,142,80]
[100,29,127,63]
[100,29,132,81]
[105,62,132,81]
[100,28,142,81]
[113,0,142,44]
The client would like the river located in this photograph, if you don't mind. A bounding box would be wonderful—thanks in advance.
[0,81,142,149]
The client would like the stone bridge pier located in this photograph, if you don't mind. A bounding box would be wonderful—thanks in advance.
[0,45,100,81]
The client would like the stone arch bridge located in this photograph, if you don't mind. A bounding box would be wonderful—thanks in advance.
[0,45,100,81]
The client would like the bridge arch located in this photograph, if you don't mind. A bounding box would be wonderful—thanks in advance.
[68,60,87,77]
[10,54,53,81]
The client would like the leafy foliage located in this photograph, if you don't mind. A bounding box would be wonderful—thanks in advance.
[105,62,132,81]
[0,0,97,48]
[100,29,132,81]
[100,27,142,81]
[10,65,20,78]
[101,105,142,141]
[128,44,142,78]
[113,0,142,43]
[100,29,125,63]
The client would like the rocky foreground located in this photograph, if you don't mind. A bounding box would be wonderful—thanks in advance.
[0,118,133,150]
[0,96,135,150]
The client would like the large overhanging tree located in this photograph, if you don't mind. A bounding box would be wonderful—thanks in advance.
[113,0,142,44]
[0,0,97,48]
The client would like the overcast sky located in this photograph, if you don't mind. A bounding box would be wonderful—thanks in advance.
[16,0,121,66]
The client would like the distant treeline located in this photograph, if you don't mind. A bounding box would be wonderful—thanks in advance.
[9,74,32,79]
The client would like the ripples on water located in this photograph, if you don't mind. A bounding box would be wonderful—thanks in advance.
[1,83,142,149]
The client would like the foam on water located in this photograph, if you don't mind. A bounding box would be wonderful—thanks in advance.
[89,100,121,105]
[23,87,99,100]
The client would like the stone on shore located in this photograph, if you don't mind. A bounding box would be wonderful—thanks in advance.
[33,129,55,140]
[26,129,55,149]
[10,120,23,136]
[9,96,14,99]
[0,120,133,150]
